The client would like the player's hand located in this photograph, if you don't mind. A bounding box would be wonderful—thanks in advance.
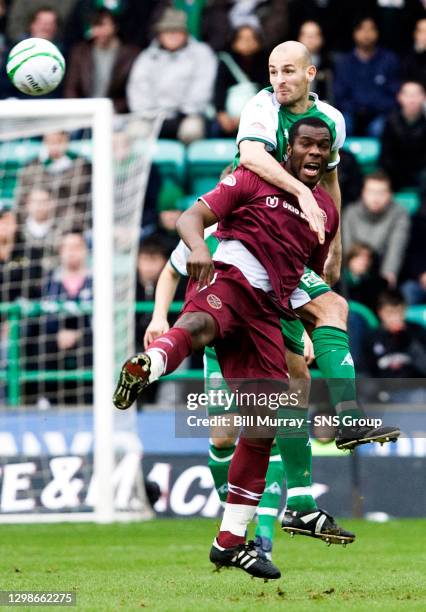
[144,317,170,349]
[298,186,325,244]
[187,244,215,289]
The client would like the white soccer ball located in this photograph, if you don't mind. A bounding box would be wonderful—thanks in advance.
[6,38,65,96]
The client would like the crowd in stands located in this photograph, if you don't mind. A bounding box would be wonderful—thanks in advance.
[0,0,424,405]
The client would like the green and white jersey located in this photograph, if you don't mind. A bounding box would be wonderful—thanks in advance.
[236,87,346,171]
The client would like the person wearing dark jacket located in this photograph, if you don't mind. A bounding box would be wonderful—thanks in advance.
[364,289,426,380]
[379,81,426,193]
[64,8,139,113]
[400,203,426,305]
[402,17,426,89]
[334,17,400,137]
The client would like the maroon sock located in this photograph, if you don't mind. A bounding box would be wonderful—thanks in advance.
[217,437,273,549]
[146,327,193,375]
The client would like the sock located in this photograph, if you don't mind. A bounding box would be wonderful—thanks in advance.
[146,327,193,380]
[255,442,284,541]
[312,326,364,421]
[208,442,235,505]
[217,437,273,548]
[276,407,317,512]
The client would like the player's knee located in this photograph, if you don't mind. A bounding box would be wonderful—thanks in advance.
[174,312,216,349]
[211,435,237,449]
[329,293,349,323]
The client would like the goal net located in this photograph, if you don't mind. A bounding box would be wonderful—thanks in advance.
[0,99,160,522]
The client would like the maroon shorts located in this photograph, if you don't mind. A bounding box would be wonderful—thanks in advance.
[180,262,288,382]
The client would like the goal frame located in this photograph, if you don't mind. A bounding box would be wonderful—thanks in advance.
[0,98,116,523]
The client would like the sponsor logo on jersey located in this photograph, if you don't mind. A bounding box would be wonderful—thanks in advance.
[320,209,328,224]
[207,294,222,309]
[221,174,236,187]
[266,196,279,208]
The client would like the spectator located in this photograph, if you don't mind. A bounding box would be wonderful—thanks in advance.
[63,0,162,49]
[338,149,364,207]
[64,9,139,113]
[212,24,268,137]
[402,17,426,90]
[0,202,43,302]
[334,17,400,137]
[15,131,91,233]
[135,234,169,404]
[364,289,426,379]
[400,202,426,305]
[369,0,425,55]
[201,0,289,52]
[6,0,76,44]
[379,80,426,194]
[20,187,62,272]
[127,8,217,144]
[297,20,333,102]
[157,192,183,254]
[343,171,410,287]
[43,231,93,405]
[341,242,388,313]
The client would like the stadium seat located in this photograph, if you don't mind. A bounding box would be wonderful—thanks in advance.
[152,139,186,185]
[394,189,420,215]
[0,140,40,201]
[342,137,380,174]
[405,305,426,328]
[348,300,379,329]
[187,139,236,194]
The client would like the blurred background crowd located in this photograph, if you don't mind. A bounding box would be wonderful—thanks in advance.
[0,0,425,406]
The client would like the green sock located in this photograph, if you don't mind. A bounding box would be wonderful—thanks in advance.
[276,408,317,512]
[255,443,284,541]
[312,326,364,421]
[208,443,235,504]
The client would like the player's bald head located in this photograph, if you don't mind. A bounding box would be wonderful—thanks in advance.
[269,41,312,68]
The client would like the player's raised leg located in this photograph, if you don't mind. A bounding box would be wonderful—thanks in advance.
[113,312,216,409]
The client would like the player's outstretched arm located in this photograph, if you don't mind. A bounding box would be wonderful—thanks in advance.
[239,140,325,244]
[144,262,180,349]
[176,201,218,288]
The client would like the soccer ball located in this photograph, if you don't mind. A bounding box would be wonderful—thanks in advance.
[6,38,65,96]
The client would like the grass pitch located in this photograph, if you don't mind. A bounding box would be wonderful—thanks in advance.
[0,518,425,611]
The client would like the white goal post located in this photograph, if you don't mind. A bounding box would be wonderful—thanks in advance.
[0,99,158,523]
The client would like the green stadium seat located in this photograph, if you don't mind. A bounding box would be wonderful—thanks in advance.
[0,140,40,201]
[405,305,426,328]
[187,139,236,194]
[343,137,380,174]
[394,189,420,215]
[152,139,186,185]
[348,300,379,329]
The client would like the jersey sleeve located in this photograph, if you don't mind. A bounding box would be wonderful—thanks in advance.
[169,240,190,276]
[327,108,346,171]
[236,90,279,152]
[199,167,258,219]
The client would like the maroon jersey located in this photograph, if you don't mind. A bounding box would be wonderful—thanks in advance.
[199,166,338,312]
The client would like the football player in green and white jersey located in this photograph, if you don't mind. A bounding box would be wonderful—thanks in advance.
[235,40,399,456]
